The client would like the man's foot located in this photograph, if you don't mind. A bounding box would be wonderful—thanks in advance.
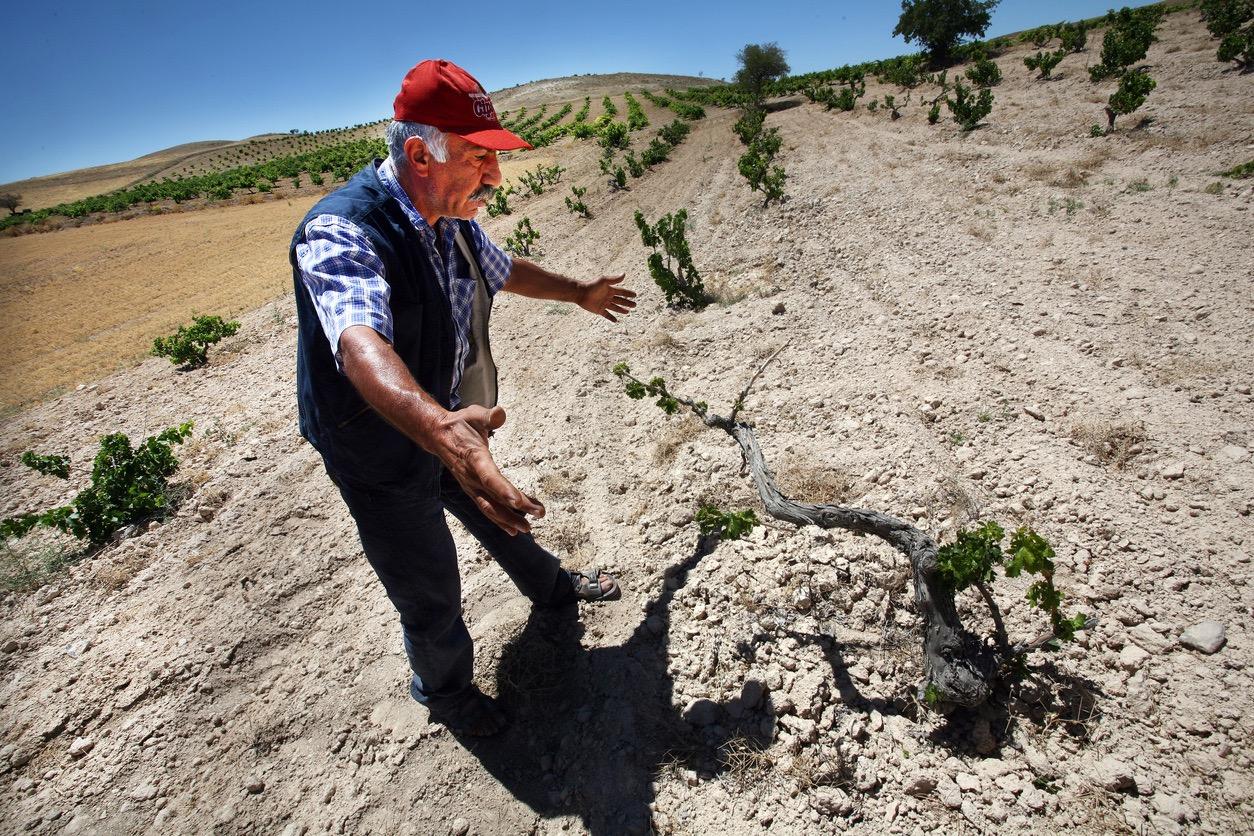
[427,686,508,737]
[570,567,621,602]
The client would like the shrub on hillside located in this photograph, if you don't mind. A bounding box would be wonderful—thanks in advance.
[598,121,630,150]
[486,182,513,217]
[1089,5,1163,81]
[1059,22,1089,53]
[1088,6,1164,132]
[878,54,929,88]
[564,186,591,219]
[152,315,240,368]
[1024,49,1067,79]
[1105,70,1157,132]
[504,217,539,256]
[634,210,706,309]
[738,128,787,206]
[733,109,765,145]
[1201,0,1253,69]
[946,80,993,130]
[965,57,1002,87]
[1,424,194,548]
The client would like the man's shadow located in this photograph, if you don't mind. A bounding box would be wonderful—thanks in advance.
[453,533,1105,833]
[452,534,764,834]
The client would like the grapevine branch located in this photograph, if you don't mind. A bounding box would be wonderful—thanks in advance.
[614,350,1091,709]
[615,354,995,707]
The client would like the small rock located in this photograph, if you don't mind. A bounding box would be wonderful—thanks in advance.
[936,775,963,810]
[1128,623,1174,654]
[1160,462,1185,480]
[451,818,470,836]
[1180,621,1226,654]
[1023,405,1045,421]
[1091,756,1135,792]
[681,698,719,727]
[772,302,786,315]
[903,773,937,797]
[129,782,160,802]
[971,716,997,754]
[1152,793,1192,823]
[245,778,265,795]
[811,787,853,817]
[68,737,94,758]
[741,680,765,709]
[1217,445,1249,464]
[855,760,880,792]
[1117,645,1150,672]
[956,772,981,792]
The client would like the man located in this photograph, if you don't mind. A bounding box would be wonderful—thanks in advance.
[290,59,636,736]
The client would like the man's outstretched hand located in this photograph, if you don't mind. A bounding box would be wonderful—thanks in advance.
[577,274,637,322]
[435,404,545,536]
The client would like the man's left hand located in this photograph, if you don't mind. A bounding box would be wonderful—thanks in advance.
[577,274,637,322]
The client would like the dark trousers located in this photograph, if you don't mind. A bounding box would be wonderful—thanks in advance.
[336,469,574,706]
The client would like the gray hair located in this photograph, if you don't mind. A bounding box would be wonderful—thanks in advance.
[387,120,449,167]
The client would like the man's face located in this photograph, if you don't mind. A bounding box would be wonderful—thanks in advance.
[428,134,502,220]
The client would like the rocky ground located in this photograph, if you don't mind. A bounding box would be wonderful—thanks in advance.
[1,9,1252,835]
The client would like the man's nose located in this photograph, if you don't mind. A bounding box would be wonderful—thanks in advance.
[484,155,502,187]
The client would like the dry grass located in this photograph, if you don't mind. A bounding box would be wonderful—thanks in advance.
[653,417,703,465]
[538,472,581,500]
[783,744,850,793]
[91,548,153,590]
[718,737,775,792]
[966,221,995,241]
[1068,419,1149,467]
[774,458,858,504]
[0,540,80,593]
[1154,354,1232,385]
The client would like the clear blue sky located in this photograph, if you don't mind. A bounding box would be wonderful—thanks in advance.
[1,0,1150,183]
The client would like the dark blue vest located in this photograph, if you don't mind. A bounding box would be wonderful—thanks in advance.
[289,159,482,494]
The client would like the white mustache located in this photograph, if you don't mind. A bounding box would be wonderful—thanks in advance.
[469,184,496,202]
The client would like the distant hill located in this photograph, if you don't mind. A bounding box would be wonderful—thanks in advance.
[0,73,724,211]
[0,142,236,212]
[490,72,723,111]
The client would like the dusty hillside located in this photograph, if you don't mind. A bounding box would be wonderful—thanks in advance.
[0,143,236,212]
[491,73,722,112]
[2,73,717,213]
[1,9,1253,836]
[0,96,658,411]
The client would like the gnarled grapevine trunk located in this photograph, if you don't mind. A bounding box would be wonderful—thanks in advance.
[700,412,996,707]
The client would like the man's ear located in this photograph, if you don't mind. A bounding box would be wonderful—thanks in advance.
[403,136,433,176]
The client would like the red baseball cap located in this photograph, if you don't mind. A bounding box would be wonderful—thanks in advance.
[393,59,532,151]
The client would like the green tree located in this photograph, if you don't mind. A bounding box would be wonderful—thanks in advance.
[893,0,1000,65]
[734,42,790,103]
[0,192,21,215]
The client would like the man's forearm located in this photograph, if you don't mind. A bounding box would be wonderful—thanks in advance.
[502,258,584,303]
[339,325,449,455]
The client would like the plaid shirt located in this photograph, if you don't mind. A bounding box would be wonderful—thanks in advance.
[295,157,512,406]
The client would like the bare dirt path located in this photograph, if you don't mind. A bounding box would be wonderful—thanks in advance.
[2,11,1253,835]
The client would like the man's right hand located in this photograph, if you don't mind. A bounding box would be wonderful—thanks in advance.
[339,325,544,537]
[433,404,545,536]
